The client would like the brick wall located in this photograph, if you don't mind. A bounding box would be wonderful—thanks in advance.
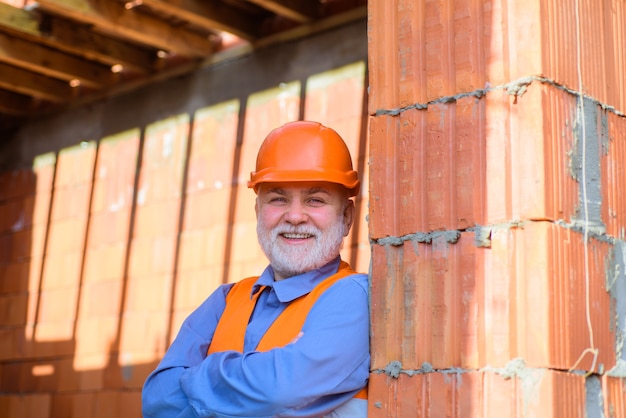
[0,22,369,418]
[367,0,626,416]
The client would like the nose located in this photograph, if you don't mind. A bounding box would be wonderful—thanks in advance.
[283,200,308,224]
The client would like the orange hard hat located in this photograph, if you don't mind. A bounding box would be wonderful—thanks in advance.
[248,121,360,196]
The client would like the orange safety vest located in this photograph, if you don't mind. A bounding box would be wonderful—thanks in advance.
[208,261,368,400]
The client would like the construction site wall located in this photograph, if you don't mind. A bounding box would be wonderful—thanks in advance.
[0,20,369,417]
[366,0,626,416]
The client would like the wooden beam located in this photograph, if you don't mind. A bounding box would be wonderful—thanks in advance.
[246,0,319,23]
[0,3,156,73]
[0,89,38,116]
[35,0,216,57]
[252,6,367,48]
[0,2,41,36]
[0,32,115,88]
[0,62,74,102]
[139,0,262,41]
[44,17,157,73]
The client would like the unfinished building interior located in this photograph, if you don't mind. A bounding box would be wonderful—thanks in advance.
[0,0,625,416]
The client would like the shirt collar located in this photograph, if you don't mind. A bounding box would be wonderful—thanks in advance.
[252,257,341,303]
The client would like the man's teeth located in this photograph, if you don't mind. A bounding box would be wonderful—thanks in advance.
[282,233,312,239]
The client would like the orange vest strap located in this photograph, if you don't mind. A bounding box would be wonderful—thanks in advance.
[207,261,368,400]
[208,261,356,353]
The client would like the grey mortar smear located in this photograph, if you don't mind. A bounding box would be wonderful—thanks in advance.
[485,358,548,416]
[569,96,606,234]
[471,221,526,248]
[585,375,605,418]
[375,230,461,246]
[607,241,626,375]
[375,75,625,118]
[373,361,455,378]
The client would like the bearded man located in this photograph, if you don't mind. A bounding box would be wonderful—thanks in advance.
[142,121,370,418]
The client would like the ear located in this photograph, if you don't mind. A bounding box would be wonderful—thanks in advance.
[342,199,356,237]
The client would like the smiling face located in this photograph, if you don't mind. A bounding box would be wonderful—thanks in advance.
[255,182,355,281]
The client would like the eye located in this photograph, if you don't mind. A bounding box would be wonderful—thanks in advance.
[268,196,287,205]
[306,197,326,206]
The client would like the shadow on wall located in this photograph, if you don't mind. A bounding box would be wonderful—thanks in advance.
[0,61,370,418]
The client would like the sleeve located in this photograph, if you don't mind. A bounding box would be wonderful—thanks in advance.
[179,274,370,418]
[141,284,232,418]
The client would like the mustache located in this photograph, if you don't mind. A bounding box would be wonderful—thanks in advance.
[271,225,320,238]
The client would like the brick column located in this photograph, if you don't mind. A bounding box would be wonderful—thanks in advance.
[367,0,626,416]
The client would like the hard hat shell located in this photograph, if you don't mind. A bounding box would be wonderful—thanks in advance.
[248,121,360,196]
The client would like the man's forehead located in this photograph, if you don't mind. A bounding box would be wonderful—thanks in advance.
[260,182,343,195]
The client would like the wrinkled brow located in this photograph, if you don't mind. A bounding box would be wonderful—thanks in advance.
[266,187,331,196]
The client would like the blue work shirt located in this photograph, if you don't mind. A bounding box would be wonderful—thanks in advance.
[142,257,370,418]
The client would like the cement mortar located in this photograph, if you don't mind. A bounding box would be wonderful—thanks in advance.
[608,241,626,367]
[570,97,606,234]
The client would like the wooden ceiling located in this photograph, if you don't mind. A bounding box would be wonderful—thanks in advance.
[0,0,366,136]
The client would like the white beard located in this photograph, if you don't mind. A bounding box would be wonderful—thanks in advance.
[257,217,346,279]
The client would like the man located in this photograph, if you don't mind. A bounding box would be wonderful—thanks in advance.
[142,121,370,417]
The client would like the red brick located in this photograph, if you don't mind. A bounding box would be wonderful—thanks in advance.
[132,200,181,239]
[38,286,79,323]
[18,360,57,393]
[2,393,51,418]
[117,390,142,418]
[118,312,170,359]
[0,233,9,265]
[125,274,172,313]
[0,292,28,326]
[8,229,32,263]
[367,0,502,112]
[187,101,239,195]
[50,183,92,222]
[602,375,626,418]
[40,252,82,289]
[90,130,139,214]
[79,280,123,318]
[24,227,46,262]
[0,197,35,234]
[370,231,476,370]
[540,1,626,112]
[0,169,37,200]
[232,187,257,223]
[369,106,485,237]
[138,115,189,204]
[54,392,95,418]
[173,268,223,311]
[177,228,225,271]
[29,193,52,229]
[371,220,615,372]
[228,220,265,265]
[0,362,20,391]
[27,322,75,357]
[54,142,97,188]
[45,218,87,255]
[371,82,595,238]
[54,357,80,392]
[83,244,126,283]
[128,237,176,277]
[87,210,131,247]
[304,62,367,122]
[143,115,190,169]
[32,154,56,194]
[369,0,626,113]
[74,314,120,356]
[0,262,30,294]
[182,189,231,231]
[369,368,587,418]
[521,222,614,371]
